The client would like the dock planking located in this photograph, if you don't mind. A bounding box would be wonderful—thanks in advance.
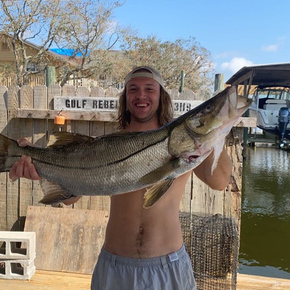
[0,271,289,290]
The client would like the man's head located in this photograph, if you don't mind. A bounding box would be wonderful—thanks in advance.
[124,66,166,91]
[117,66,173,129]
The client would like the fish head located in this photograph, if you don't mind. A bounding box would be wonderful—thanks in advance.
[168,86,252,174]
[185,86,252,138]
[181,86,251,173]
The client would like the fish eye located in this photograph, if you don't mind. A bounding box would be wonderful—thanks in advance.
[203,104,213,113]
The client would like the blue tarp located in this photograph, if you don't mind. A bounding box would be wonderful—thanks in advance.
[50,48,83,57]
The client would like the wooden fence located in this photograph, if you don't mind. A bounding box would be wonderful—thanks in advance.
[0,84,245,231]
[0,84,245,229]
[0,84,249,287]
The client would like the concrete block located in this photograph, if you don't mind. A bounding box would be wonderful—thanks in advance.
[0,231,36,260]
[0,259,36,280]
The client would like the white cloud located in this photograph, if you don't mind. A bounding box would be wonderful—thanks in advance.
[261,44,279,52]
[221,57,253,74]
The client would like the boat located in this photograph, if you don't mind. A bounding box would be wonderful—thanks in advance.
[226,63,290,148]
[249,86,290,146]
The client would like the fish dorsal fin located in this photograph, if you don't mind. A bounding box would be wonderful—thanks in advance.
[100,130,143,138]
[49,132,94,148]
[143,179,174,208]
[39,179,77,204]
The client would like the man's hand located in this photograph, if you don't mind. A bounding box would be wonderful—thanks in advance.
[9,137,81,205]
[9,138,42,181]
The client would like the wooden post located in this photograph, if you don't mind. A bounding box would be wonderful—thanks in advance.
[0,86,8,231]
[179,70,185,93]
[214,74,224,92]
[46,66,56,87]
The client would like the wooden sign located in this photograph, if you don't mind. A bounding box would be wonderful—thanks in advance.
[54,96,202,114]
[54,97,119,111]
[173,100,202,115]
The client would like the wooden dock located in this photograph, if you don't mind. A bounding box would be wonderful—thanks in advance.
[247,133,277,147]
[0,270,289,290]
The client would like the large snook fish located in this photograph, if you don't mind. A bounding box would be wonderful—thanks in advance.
[0,86,251,208]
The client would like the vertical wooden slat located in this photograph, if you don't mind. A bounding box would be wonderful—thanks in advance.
[0,86,8,231]
[89,86,111,210]
[90,86,106,136]
[62,85,76,133]
[91,86,105,98]
[18,85,34,222]
[75,86,90,134]
[180,174,193,213]
[47,84,62,136]
[47,84,61,110]
[32,85,48,206]
[73,87,91,209]
[105,87,119,98]
[104,87,119,134]
[6,85,20,231]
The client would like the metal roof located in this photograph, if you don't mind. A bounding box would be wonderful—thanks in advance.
[226,63,290,88]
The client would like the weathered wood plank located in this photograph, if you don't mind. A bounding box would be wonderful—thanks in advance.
[0,86,8,231]
[15,108,118,122]
[6,86,21,231]
[32,86,48,206]
[0,270,91,290]
[24,206,108,274]
[237,274,290,289]
[15,108,255,127]
[0,271,289,290]
[180,174,193,213]
[19,85,34,217]
[72,87,91,209]
[47,84,61,110]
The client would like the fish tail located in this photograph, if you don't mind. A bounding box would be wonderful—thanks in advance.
[0,134,21,172]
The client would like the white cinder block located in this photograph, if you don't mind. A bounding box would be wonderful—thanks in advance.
[0,231,36,260]
[0,259,36,280]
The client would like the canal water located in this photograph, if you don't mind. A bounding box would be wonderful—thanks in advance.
[238,146,290,279]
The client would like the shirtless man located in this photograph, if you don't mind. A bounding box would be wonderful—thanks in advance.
[9,66,232,290]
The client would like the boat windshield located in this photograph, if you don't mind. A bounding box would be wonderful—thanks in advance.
[258,88,290,100]
[252,88,290,109]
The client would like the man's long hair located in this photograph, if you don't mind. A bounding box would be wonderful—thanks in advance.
[117,86,174,129]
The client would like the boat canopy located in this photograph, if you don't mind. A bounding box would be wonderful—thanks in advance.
[226,63,290,97]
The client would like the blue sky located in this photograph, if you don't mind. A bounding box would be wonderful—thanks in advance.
[114,0,290,82]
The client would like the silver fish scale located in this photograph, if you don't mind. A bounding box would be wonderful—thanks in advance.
[25,128,172,196]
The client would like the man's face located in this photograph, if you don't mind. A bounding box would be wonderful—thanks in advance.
[126,77,160,124]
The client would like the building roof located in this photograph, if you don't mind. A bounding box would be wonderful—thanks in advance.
[0,31,70,63]
[226,63,290,88]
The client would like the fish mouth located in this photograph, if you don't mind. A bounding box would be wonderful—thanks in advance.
[236,97,252,114]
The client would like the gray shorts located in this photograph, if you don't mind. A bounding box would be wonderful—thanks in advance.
[91,245,197,290]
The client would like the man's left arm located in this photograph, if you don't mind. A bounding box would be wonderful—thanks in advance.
[193,148,232,191]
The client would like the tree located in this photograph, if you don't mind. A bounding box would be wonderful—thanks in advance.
[0,0,123,87]
[120,35,214,95]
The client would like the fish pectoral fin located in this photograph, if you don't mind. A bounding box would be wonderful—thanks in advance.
[143,179,174,209]
[39,179,77,205]
[139,158,180,185]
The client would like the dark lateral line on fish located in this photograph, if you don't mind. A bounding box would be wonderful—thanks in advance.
[12,135,169,170]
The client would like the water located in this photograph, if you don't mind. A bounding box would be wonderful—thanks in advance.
[238,146,290,279]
